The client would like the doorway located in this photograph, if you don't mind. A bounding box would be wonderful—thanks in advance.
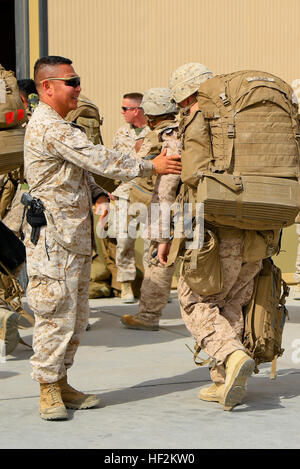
[0,0,16,72]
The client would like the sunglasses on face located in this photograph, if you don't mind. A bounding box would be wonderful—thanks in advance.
[40,76,81,88]
[121,106,141,112]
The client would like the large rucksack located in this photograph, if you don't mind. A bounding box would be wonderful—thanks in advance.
[0,64,27,129]
[180,70,300,230]
[243,257,289,379]
[0,64,27,175]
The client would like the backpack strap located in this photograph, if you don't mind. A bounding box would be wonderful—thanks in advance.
[270,355,278,380]
[185,343,212,367]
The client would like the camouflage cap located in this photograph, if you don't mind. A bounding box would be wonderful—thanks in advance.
[169,63,213,103]
[141,88,178,116]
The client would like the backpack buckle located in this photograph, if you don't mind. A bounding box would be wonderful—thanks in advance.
[228,124,235,138]
[220,93,230,106]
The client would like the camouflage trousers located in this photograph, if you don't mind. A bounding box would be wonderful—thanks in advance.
[138,243,176,324]
[25,227,91,383]
[177,228,262,384]
[105,199,149,282]
[116,235,150,282]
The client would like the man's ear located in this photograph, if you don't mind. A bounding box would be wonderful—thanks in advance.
[20,93,27,105]
[42,80,53,97]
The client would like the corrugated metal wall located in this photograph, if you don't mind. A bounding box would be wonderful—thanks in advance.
[48,0,300,145]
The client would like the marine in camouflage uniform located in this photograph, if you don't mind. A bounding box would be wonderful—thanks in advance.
[121,87,181,328]
[111,93,150,301]
[25,100,154,384]
[112,122,149,281]
[24,57,181,421]
[157,63,273,410]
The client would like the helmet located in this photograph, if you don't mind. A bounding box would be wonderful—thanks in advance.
[169,63,213,103]
[141,88,178,116]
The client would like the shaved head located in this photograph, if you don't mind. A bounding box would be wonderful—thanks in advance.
[33,56,81,118]
[34,56,73,92]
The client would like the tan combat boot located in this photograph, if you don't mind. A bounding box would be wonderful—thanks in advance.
[58,375,100,410]
[198,383,224,403]
[223,350,255,411]
[39,382,68,421]
[121,314,159,331]
[120,282,135,303]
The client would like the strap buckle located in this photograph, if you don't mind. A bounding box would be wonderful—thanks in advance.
[227,123,235,138]
[219,93,230,106]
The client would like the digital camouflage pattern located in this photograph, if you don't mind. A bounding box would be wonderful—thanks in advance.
[112,122,150,200]
[24,102,153,256]
[24,101,153,382]
[168,62,213,103]
[26,227,91,383]
[114,122,181,284]
[138,243,176,324]
[141,88,177,116]
[137,124,181,321]
[148,124,181,243]
[110,122,150,282]
[177,227,262,384]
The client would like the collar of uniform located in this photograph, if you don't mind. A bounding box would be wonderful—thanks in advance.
[38,101,66,122]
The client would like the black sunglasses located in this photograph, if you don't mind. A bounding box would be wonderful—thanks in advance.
[121,106,141,112]
[40,76,81,88]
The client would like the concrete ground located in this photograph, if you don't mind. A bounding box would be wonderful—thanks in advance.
[1,287,300,450]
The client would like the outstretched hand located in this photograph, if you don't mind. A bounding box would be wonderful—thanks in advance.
[152,148,182,175]
[94,194,110,229]
[158,242,171,265]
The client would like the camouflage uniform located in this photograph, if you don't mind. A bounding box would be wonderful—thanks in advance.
[138,123,181,324]
[119,88,181,325]
[177,228,262,384]
[167,63,265,386]
[111,123,150,282]
[24,102,153,383]
[112,122,150,200]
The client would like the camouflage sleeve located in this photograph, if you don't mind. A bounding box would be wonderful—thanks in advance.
[45,122,153,182]
[156,131,181,206]
[86,172,109,202]
[149,130,182,243]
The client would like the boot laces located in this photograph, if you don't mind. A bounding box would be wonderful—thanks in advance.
[48,383,61,405]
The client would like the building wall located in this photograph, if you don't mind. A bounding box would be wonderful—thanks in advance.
[47,0,300,277]
[47,0,300,145]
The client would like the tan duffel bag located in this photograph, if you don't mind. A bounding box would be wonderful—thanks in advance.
[0,127,25,175]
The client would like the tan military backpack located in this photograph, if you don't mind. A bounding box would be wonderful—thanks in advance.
[180,70,300,230]
[243,257,289,379]
[0,64,27,129]
[66,95,116,192]
[0,65,27,175]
